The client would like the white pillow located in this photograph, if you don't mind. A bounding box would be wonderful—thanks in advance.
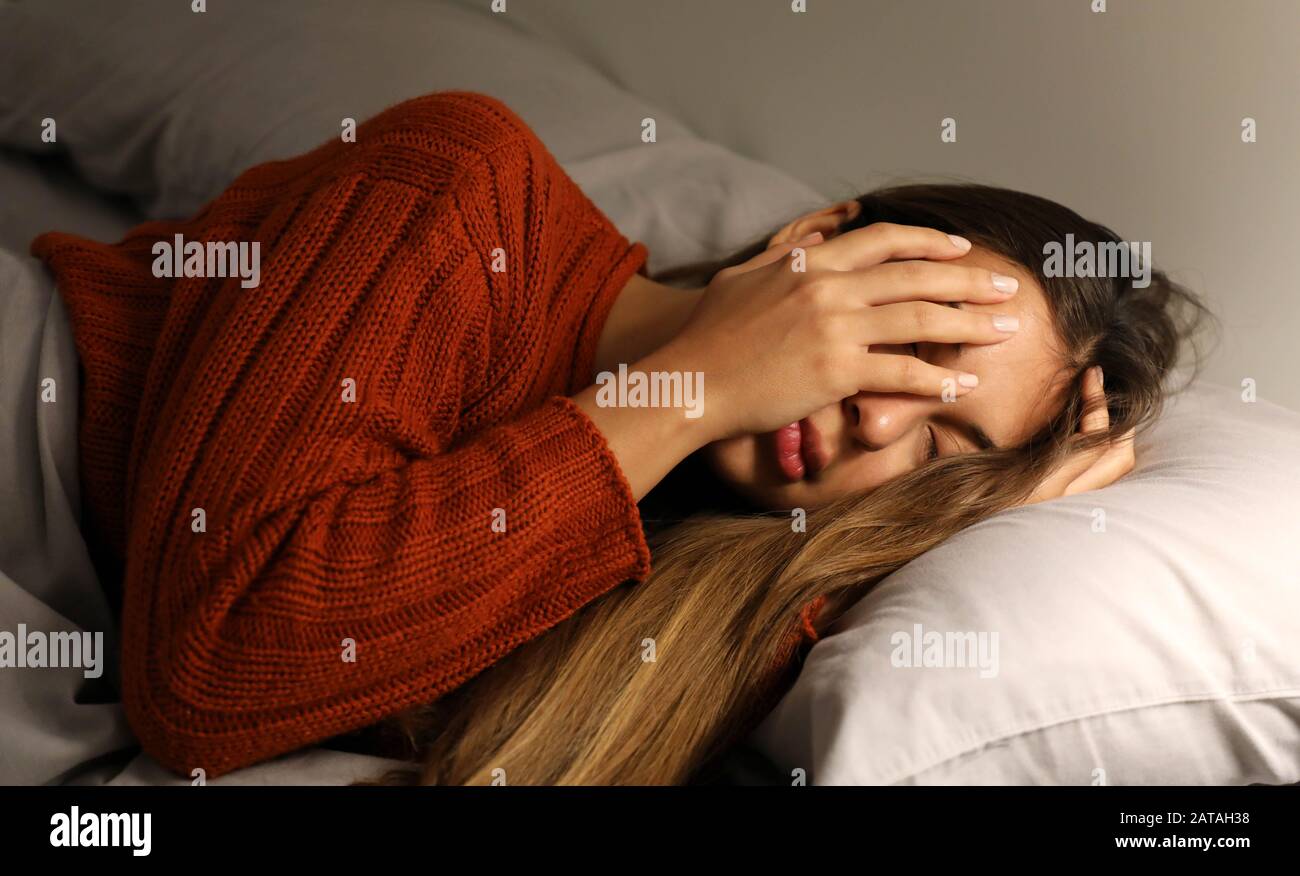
[753,380,1300,785]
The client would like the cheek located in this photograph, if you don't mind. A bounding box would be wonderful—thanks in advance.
[763,463,895,511]
[705,436,904,510]
[703,435,754,489]
[813,456,897,500]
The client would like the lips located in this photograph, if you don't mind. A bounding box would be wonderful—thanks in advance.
[774,418,829,482]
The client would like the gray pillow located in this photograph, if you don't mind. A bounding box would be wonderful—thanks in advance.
[0,0,697,217]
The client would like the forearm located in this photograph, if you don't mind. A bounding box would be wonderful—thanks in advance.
[124,397,652,776]
[571,347,717,501]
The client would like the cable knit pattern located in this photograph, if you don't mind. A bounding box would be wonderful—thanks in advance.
[32,91,652,776]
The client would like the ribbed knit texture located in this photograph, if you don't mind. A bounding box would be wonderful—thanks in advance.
[32,91,653,776]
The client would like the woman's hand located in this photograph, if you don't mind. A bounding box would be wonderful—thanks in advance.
[1021,366,1136,505]
[656,222,1024,443]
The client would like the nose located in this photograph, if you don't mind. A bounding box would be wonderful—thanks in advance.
[842,392,933,451]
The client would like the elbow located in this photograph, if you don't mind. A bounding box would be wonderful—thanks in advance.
[120,657,265,780]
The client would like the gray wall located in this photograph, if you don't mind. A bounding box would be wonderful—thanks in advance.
[467,0,1300,410]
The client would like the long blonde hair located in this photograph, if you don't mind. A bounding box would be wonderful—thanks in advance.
[382,184,1210,785]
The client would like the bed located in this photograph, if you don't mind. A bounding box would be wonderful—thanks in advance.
[2,0,1299,787]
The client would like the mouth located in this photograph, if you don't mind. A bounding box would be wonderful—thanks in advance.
[773,417,830,482]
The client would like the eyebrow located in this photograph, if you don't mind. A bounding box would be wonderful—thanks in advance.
[967,424,1000,452]
[935,417,1001,454]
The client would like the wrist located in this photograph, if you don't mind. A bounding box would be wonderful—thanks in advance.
[632,343,728,449]
[571,368,713,501]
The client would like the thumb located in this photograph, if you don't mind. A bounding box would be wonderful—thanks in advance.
[730,232,824,276]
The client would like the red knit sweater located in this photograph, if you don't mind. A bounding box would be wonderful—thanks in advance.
[33,92,655,776]
[36,90,827,778]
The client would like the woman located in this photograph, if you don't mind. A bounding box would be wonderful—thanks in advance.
[31,92,1205,782]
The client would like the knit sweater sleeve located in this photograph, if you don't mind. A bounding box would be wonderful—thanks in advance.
[110,93,653,776]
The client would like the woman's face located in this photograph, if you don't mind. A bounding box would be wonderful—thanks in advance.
[705,246,1073,510]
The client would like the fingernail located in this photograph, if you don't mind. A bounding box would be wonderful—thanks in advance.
[957,372,979,387]
[947,234,972,252]
[1095,366,1105,388]
[992,315,1020,332]
[991,273,1019,294]
[798,231,823,245]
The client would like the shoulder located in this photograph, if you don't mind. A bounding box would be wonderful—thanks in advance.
[361,91,541,167]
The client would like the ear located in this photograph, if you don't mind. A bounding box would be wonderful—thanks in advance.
[767,199,862,248]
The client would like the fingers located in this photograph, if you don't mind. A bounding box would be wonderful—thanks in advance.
[1064,428,1136,496]
[1024,446,1105,505]
[1028,417,1133,507]
[856,351,980,398]
[722,232,824,278]
[1079,366,1108,433]
[1022,369,1134,505]
[853,260,1019,306]
[807,222,972,271]
[1035,389,1114,494]
[861,300,1020,347]
[852,345,977,397]
[1040,441,1110,494]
